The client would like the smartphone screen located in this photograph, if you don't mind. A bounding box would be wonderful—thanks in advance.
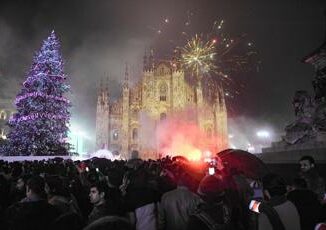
[249,200,261,213]
[316,223,326,230]
[208,167,215,175]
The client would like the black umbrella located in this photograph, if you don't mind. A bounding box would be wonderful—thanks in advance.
[91,157,111,169]
[217,149,269,179]
[172,155,189,163]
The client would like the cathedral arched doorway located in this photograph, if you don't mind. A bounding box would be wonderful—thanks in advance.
[112,130,119,140]
[160,113,167,121]
[206,127,213,138]
[132,128,138,140]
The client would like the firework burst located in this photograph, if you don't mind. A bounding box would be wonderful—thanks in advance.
[176,19,259,101]
[180,34,217,80]
[149,14,260,103]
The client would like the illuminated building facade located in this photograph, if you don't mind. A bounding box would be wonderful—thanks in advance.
[96,53,228,159]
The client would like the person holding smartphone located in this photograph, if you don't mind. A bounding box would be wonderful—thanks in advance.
[255,174,301,230]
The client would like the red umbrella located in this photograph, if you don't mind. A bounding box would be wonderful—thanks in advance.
[217,149,269,179]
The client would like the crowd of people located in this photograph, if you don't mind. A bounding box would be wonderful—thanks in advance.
[0,152,325,230]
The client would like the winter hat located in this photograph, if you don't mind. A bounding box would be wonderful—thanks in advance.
[197,175,225,201]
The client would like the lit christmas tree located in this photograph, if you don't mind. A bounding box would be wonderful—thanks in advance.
[6,31,71,156]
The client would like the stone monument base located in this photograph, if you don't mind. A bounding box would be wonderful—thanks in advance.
[258,147,326,164]
[258,148,326,182]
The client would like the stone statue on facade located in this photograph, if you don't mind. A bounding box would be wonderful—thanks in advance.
[284,39,326,144]
[312,73,326,133]
[262,11,326,153]
[284,90,315,144]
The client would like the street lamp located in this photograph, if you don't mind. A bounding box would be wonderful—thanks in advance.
[256,130,270,138]
[255,130,273,153]
[247,143,255,153]
[69,125,88,155]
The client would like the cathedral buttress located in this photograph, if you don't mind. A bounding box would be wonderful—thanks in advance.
[121,64,130,158]
[95,78,110,149]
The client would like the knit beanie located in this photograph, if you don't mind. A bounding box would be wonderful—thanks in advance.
[197,175,225,201]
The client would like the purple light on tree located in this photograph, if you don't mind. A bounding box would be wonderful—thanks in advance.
[14,92,70,105]
[4,31,71,156]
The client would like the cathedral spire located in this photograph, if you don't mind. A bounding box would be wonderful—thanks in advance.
[96,76,110,150]
[125,63,129,81]
[172,48,179,71]
[105,75,109,96]
[123,63,129,89]
[97,78,103,105]
[104,75,110,103]
[143,50,148,71]
[218,85,226,111]
[99,77,104,93]
[97,76,109,107]
[148,48,155,71]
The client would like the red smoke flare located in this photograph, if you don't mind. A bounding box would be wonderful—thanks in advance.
[156,111,225,160]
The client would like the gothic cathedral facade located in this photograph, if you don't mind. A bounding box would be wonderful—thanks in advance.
[96,54,228,159]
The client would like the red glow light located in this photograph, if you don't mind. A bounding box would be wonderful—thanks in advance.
[156,110,226,161]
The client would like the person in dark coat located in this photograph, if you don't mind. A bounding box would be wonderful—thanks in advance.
[299,155,325,201]
[158,172,201,230]
[187,175,238,230]
[287,178,325,230]
[121,167,159,230]
[258,174,301,230]
[88,181,123,225]
[45,175,81,216]
[10,175,30,204]
[5,175,60,230]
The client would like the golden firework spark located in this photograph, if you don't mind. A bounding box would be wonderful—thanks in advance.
[180,34,217,79]
[149,16,260,99]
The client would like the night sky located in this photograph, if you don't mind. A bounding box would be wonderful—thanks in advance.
[0,0,325,148]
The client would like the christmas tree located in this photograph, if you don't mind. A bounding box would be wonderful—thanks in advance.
[6,31,71,156]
